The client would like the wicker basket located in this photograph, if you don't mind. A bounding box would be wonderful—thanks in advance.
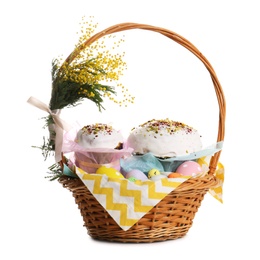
[58,23,226,243]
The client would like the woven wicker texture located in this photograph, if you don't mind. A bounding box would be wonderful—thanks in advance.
[58,23,226,243]
[59,174,219,242]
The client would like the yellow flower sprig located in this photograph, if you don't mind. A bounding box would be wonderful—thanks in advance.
[50,16,135,111]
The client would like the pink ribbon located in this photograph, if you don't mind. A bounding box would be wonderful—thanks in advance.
[27,96,72,162]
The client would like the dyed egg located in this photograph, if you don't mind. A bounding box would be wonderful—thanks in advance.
[127,177,137,182]
[148,168,161,179]
[96,166,124,179]
[125,169,148,181]
[150,174,167,181]
[176,161,202,176]
[168,172,183,178]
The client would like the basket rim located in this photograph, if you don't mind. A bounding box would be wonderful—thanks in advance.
[58,173,219,193]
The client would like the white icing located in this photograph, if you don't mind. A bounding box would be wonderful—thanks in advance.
[126,119,202,157]
[76,123,124,149]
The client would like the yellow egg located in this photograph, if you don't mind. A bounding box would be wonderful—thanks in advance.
[148,168,161,179]
[96,166,125,179]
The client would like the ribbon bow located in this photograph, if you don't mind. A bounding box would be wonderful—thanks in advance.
[27,96,72,162]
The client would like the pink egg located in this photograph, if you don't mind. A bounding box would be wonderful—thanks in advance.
[176,161,202,176]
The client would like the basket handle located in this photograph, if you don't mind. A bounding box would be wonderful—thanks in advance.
[62,23,226,175]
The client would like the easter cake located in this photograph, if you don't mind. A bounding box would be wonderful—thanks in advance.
[74,123,130,173]
[126,118,202,158]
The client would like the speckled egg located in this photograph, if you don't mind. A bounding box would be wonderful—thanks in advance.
[148,168,161,179]
[176,161,202,176]
[127,177,137,182]
[125,169,148,181]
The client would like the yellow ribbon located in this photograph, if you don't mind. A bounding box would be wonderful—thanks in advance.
[27,96,72,162]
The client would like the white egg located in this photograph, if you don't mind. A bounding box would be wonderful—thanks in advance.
[150,175,167,181]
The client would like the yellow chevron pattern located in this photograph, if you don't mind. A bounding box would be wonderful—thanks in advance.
[197,156,224,203]
[76,167,191,230]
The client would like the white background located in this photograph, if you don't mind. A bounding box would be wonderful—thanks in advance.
[1,0,259,259]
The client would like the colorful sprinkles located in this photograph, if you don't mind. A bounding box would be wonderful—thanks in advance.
[81,123,113,136]
[132,118,195,135]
